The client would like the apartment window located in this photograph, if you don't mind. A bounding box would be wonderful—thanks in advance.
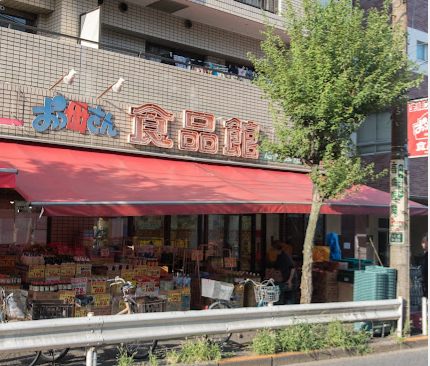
[417,41,428,62]
[0,8,36,33]
[234,0,279,14]
[356,112,391,154]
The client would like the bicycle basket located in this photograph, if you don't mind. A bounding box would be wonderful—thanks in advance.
[201,278,234,301]
[254,283,280,304]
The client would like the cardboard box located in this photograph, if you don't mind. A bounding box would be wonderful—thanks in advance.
[337,282,353,302]
[74,305,90,317]
[92,306,111,316]
[29,291,60,301]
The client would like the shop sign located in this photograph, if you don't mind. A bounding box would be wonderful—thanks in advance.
[390,159,407,244]
[31,96,119,137]
[407,98,428,158]
[129,103,260,159]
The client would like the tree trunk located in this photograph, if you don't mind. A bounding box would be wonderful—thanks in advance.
[300,182,323,304]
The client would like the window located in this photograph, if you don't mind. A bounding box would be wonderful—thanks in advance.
[0,8,36,33]
[417,41,428,62]
[356,112,391,154]
[234,0,279,14]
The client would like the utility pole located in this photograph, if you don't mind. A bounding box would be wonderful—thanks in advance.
[390,0,410,333]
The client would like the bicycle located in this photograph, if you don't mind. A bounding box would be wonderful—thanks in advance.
[202,278,280,345]
[0,287,70,366]
[107,276,160,360]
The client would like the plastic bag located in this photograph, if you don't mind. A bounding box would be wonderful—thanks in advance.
[6,292,26,320]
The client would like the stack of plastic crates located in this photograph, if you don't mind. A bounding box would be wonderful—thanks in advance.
[30,300,74,320]
[410,266,423,311]
[353,266,397,336]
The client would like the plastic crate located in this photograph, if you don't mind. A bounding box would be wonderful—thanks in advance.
[30,300,74,320]
[135,298,166,313]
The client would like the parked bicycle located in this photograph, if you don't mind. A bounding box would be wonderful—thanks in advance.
[201,278,280,345]
[0,287,71,366]
[107,276,161,360]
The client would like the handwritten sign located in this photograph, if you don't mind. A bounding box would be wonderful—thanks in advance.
[28,265,45,279]
[90,280,107,294]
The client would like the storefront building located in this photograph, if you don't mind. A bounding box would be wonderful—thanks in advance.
[0,0,427,315]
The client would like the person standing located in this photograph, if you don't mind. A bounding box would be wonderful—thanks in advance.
[270,240,297,304]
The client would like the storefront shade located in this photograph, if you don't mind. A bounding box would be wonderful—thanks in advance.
[0,162,18,188]
[1,141,427,217]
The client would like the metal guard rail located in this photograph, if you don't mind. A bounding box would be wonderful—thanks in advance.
[0,299,403,353]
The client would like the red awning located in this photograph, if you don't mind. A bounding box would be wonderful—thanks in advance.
[0,161,18,188]
[0,141,427,217]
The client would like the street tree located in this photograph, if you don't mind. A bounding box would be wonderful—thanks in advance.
[250,0,421,303]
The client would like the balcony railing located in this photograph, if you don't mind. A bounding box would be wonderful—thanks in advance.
[0,18,255,81]
[234,0,279,14]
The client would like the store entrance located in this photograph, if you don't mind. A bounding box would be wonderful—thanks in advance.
[224,215,257,273]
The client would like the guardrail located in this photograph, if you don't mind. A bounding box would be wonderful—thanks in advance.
[0,299,403,364]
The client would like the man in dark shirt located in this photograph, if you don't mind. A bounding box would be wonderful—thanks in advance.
[271,241,297,304]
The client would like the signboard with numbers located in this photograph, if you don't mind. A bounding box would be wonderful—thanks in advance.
[408,98,428,158]
[390,159,408,245]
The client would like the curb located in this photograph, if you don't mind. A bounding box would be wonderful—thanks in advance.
[216,336,428,366]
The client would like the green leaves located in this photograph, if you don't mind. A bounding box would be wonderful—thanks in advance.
[251,0,417,199]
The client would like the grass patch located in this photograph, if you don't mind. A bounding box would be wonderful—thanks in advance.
[251,322,372,356]
[116,345,135,366]
[165,338,222,365]
[251,329,277,355]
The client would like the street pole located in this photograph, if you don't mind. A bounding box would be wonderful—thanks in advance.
[390,0,410,335]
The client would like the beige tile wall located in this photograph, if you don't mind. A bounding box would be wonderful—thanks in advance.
[0,27,304,171]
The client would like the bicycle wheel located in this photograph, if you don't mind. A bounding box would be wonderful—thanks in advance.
[206,301,233,345]
[126,340,158,360]
[38,348,69,362]
[26,352,41,366]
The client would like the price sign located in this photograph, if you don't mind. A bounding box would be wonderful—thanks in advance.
[76,264,92,276]
[59,290,76,304]
[61,263,76,277]
[93,294,111,307]
[90,280,107,294]
[71,277,88,295]
[167,290,182,303]
[45,265,61,278]
[28,265,45,279]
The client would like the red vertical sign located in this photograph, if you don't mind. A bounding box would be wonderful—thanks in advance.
[407,98,428,158]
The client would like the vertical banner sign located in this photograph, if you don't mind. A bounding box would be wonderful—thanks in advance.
[407,98,428,158]
[390,159,407,244]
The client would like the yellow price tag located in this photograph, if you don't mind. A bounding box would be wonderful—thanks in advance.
[28,265,45,279]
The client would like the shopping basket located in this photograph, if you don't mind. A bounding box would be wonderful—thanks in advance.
[253,279,280,305]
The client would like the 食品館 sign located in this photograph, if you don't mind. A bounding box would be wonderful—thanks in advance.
[407,98,428,158]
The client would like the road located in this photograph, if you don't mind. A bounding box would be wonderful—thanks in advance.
[284,347,428,366]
